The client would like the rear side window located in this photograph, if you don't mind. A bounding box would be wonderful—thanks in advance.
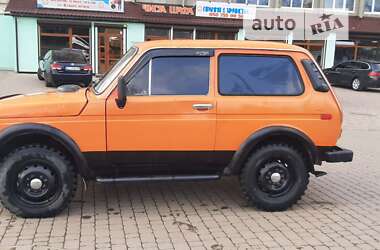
[218,55,303,96]
[302,59,329,92]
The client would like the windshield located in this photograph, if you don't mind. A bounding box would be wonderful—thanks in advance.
[93,47,138,94]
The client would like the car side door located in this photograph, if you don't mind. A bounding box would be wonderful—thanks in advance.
[328,62,344,85]
[105,49,218,177]
[335,62,355,86]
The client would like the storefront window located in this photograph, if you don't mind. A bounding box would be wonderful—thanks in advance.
[40,37,69,56]
[196,30,236,40]
[365,0,380,12]
[145,26,237,41]
[334,43,355,65]
[232,0,270,6]
[294,41,323,65]
[173,29,194,40]
[324,0,355,11]
[145,27,171,41]
[39,23,89,58]
[282,0,313,8]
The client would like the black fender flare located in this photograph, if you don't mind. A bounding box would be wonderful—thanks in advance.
[225,126,318,175]
[0,123,91,178]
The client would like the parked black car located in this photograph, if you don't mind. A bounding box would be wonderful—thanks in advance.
[323,60,380,91]
[37,49,92,87]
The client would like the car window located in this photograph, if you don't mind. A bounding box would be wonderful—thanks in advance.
[93,46,137,94]
[302,59,329,92]
[127,63,149,96]
[218,55,303,96]
[151,57,209,95]
[53,51,86,63]
[372,64,380,71]
[336,62,351,69]
[358,62,370,70]
[126,56,210,96]
[43,51,50,60]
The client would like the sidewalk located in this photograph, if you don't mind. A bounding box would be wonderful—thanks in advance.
[0,71,52,96]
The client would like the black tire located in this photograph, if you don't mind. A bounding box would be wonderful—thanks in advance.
[37,69,44,81]
[46,78,54,87]
[240,144,309,211]
[45,73,56,88]
[0,145,77,218]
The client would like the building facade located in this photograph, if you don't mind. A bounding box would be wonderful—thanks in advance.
[1,0,380,74]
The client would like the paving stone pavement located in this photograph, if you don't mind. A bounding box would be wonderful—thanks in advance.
[0,72,380,249]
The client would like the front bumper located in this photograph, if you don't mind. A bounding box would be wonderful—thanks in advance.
[318,146,353,163]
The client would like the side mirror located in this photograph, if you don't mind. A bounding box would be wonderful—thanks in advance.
[115,77,127,109]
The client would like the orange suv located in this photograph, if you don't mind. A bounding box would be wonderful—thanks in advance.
[0,40,353,218]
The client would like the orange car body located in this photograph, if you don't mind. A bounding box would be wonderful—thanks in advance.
[0,40,347,179]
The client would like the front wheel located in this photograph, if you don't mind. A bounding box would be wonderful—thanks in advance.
[37,69,44,80]
[0,145,77,218]
[240,144,309,211]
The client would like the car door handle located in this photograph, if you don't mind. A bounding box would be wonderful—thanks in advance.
[192,104,214,111]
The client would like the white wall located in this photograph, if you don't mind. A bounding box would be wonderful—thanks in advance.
[0,0,9,13]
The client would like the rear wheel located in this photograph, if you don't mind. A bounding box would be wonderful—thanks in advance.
[46,78,55,87]
[351,78,364,91]
[0,145,77,218]
[240,144,309,211]
[45,74,56,87]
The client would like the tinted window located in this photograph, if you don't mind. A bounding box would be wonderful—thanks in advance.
[43,51,51,60]
[336,62,355,69]
[357,62,369,69]
[350,62,369,70]
[219,55,303,96]
[53,50,86,63]
[302,59,329,92]
[151,57,209,95]
[372,64,380,71]
[127,63,149,96]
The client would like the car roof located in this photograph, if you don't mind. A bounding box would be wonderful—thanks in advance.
[135,40,308,53]
[344,59,380,64]
[357,59,380,64]
[52,49,83,54]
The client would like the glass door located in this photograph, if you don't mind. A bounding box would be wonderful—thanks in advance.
[98,27,123,74]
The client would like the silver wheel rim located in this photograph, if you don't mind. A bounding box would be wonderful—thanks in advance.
[352,79,360,90]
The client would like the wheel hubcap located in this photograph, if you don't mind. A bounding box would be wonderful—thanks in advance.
[30,178,43,190]
[270,172,282,183]
[16,164,58,204]
[257,161,293,196]
[353,79,360,89]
